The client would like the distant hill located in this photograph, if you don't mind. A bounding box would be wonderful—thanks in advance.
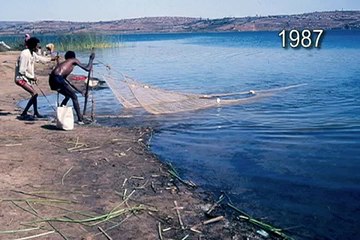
[0,11,359,35]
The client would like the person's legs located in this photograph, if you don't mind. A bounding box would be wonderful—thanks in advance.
[58,84,83,122]
[32,94,45,118]
[51,74,73,112]
[60,96,70,106]
[22,94,35,116]
[15,79,41,117]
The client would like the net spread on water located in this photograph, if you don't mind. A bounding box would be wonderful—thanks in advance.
[104,73,305,115]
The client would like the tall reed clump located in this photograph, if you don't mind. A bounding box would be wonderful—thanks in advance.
[53,33,123,51]
[0,36,24,51]
[1,33,123,51]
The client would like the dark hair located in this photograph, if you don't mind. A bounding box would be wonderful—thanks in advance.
[26,37,40,49]
[65,51,76,59]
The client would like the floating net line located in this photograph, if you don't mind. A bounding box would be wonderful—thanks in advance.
[104,73,305,115]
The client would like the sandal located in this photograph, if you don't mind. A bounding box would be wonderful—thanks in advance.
[17,114,34,121]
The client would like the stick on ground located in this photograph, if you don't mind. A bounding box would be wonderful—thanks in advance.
[98,226,113,240]
[174,201,185,230]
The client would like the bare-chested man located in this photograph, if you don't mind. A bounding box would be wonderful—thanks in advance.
[49,51,95,124]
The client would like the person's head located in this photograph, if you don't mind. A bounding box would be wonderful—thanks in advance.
[65,51,76,60]
[26,37,40,51]
[25,34,30,41]
[46,43,55,52]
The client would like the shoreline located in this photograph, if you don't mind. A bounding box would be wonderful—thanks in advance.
[0,51,279,239]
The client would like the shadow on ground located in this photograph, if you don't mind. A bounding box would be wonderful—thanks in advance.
[41,124,61,131]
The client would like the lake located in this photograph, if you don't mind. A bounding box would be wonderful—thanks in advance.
[33,31,360,239]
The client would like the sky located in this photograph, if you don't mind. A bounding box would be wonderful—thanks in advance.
[1,0,359,22]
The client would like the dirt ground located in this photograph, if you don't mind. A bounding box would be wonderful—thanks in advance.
[0,52,276,240]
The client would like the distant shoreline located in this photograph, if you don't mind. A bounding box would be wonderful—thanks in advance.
[1,10,359,36]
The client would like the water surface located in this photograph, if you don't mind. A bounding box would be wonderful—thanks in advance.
[33,31,360,239]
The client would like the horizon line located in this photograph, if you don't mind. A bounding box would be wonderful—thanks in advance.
[1,9,359,23]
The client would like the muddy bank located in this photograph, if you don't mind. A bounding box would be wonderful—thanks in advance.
[0,52,281,240]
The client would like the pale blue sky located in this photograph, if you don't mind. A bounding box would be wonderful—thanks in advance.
[1,0,359,22]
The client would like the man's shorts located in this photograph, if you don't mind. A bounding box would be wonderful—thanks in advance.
[49,74,66,91]
[15,76,31,87]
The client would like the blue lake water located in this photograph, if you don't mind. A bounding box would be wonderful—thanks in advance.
[31,31,360,239]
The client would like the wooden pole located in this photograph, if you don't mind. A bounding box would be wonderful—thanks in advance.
[83,48,94,116]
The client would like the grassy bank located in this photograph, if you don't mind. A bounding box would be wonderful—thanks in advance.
[0,33,123,52]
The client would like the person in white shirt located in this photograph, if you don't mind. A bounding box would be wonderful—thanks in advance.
[15,37,51,120]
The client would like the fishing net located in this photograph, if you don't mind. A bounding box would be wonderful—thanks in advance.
[104,73,304,115]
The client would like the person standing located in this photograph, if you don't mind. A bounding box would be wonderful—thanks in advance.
[15,37,51,120]
[49,51,95,124]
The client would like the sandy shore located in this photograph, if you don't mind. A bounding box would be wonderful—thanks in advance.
[0,51,272,240]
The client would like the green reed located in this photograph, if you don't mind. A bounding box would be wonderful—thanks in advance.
[54,33,123,51]
[2,33,123,51]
